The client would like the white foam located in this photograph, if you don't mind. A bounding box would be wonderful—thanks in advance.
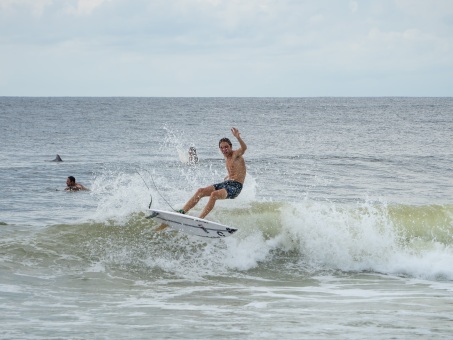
[0,284,23,294]
[84,156,453,282]
[274,200,453,280]
[88,170,157,222]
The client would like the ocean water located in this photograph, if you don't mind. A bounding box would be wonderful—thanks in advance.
[0,97,452,339]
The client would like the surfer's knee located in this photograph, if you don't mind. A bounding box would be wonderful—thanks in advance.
[196,188,205,196]
[210,189,226,200]
[194,188,208,199]
[197,186,215,197]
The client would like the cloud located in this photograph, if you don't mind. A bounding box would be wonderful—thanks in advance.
[66,0,109,16]
[0,0,110,16]
[395,0,453,18]
[0,0,53,16]
[0,0,452,96]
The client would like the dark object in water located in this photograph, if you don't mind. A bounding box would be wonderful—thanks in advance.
[52,154,63,162]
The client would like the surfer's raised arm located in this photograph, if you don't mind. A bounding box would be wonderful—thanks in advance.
[231,127,247,158]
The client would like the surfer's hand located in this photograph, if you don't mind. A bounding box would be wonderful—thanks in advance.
[231,127,240,138]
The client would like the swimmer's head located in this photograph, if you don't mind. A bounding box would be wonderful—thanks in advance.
[66,176,76,186]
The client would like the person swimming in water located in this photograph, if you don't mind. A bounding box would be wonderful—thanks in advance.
[65,176,89,191]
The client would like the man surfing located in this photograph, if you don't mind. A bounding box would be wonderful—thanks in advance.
[179,127,247,219]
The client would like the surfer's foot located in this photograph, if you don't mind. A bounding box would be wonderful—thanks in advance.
[177,209,185,214]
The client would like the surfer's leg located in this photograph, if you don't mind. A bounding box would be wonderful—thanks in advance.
[182,186,215,213]
[199,189,228,219]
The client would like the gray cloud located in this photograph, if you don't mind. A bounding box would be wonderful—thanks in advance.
[0,0,452,96]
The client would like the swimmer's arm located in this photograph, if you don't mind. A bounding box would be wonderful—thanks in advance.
[77,183,90,191]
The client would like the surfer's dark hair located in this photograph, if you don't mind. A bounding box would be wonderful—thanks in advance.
[219,138,232,147]
[68,176,76,183]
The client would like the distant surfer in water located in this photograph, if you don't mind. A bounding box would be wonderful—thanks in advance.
[65,176,89,191]
[188,147,199,165]
[179,127,247,219]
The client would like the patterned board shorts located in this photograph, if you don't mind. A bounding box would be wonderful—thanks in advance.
[213,180,243,199]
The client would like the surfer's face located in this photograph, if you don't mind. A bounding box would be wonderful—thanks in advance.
[219,142,232,155]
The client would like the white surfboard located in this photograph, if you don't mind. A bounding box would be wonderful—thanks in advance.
[147,209,238,238]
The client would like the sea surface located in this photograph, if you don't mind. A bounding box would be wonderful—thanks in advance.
[0,97,452,339]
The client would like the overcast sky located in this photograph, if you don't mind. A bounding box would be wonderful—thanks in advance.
[1,0,452,96]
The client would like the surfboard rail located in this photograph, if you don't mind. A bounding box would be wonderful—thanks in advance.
[146,209,238,238]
